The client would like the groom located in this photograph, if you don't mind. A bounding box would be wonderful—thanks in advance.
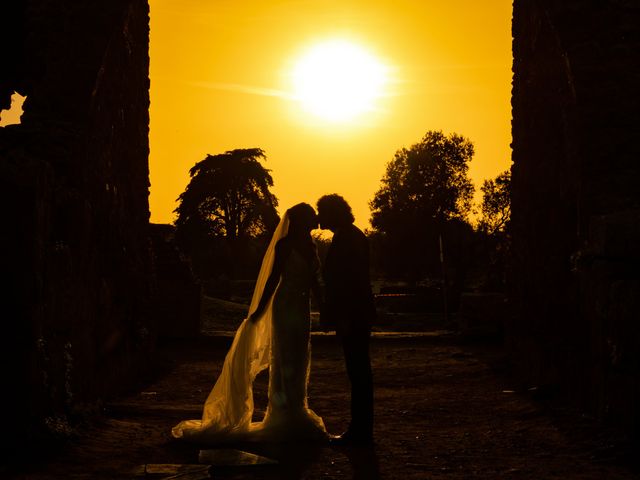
[317,194,375,446]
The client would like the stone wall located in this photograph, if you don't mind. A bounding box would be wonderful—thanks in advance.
[0,0,152,445]
[511,0,640,436]
[150,224,202,338]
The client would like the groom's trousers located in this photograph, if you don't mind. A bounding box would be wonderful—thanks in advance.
[341,328,374,437]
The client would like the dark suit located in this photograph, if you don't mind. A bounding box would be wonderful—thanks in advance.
[323,224,375,437]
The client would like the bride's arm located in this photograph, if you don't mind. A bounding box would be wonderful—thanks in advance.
[248,240,289,323]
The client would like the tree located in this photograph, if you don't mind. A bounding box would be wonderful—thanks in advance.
[175,148,278,242]
[370,130,475,231]
[369,130,475,281]
[474,170,511,291]
[478,170,511,235]
[174,148,279,280]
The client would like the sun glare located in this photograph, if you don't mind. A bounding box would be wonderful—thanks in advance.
[292,40,387,122]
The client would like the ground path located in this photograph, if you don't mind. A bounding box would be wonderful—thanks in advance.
[12,333,637,479]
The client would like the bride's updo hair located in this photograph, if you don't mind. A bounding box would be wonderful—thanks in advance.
[286,203,318,232]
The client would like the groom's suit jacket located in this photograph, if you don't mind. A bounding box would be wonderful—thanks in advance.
[322,224,376,336]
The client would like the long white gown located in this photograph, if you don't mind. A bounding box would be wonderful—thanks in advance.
[171,214,327,444]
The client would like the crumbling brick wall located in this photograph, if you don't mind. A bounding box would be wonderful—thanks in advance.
[511,0,640,436]
[0,0,152,443]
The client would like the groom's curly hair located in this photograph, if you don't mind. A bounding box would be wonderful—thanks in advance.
[316,194,355,225]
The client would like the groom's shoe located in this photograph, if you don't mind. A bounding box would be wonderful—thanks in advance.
[329,430,374,447]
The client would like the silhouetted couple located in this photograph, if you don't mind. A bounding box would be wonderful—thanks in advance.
[172,194,375,447]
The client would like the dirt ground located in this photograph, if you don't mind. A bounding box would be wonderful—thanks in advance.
[8,328,638,479]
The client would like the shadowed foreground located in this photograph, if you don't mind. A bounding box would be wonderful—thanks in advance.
[11,334,637,479]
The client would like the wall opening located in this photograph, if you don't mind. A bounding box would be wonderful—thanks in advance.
[0,92,26,127]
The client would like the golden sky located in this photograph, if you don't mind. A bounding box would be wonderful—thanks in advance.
[149,0,513,229]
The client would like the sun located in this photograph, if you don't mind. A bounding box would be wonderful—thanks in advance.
[292,40,387,122]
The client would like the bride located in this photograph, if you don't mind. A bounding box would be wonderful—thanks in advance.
[172,203,328,444]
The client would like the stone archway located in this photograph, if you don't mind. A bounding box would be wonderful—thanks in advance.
[1,0,638,446]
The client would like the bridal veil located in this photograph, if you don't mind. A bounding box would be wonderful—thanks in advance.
[171,213,290,441]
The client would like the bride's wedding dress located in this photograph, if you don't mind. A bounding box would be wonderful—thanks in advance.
[172,213,327,444]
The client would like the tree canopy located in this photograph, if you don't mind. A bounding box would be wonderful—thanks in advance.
[174,148,279,244]
[478,169,511,235]
[370,130,475,233]
[368,130,475,280]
